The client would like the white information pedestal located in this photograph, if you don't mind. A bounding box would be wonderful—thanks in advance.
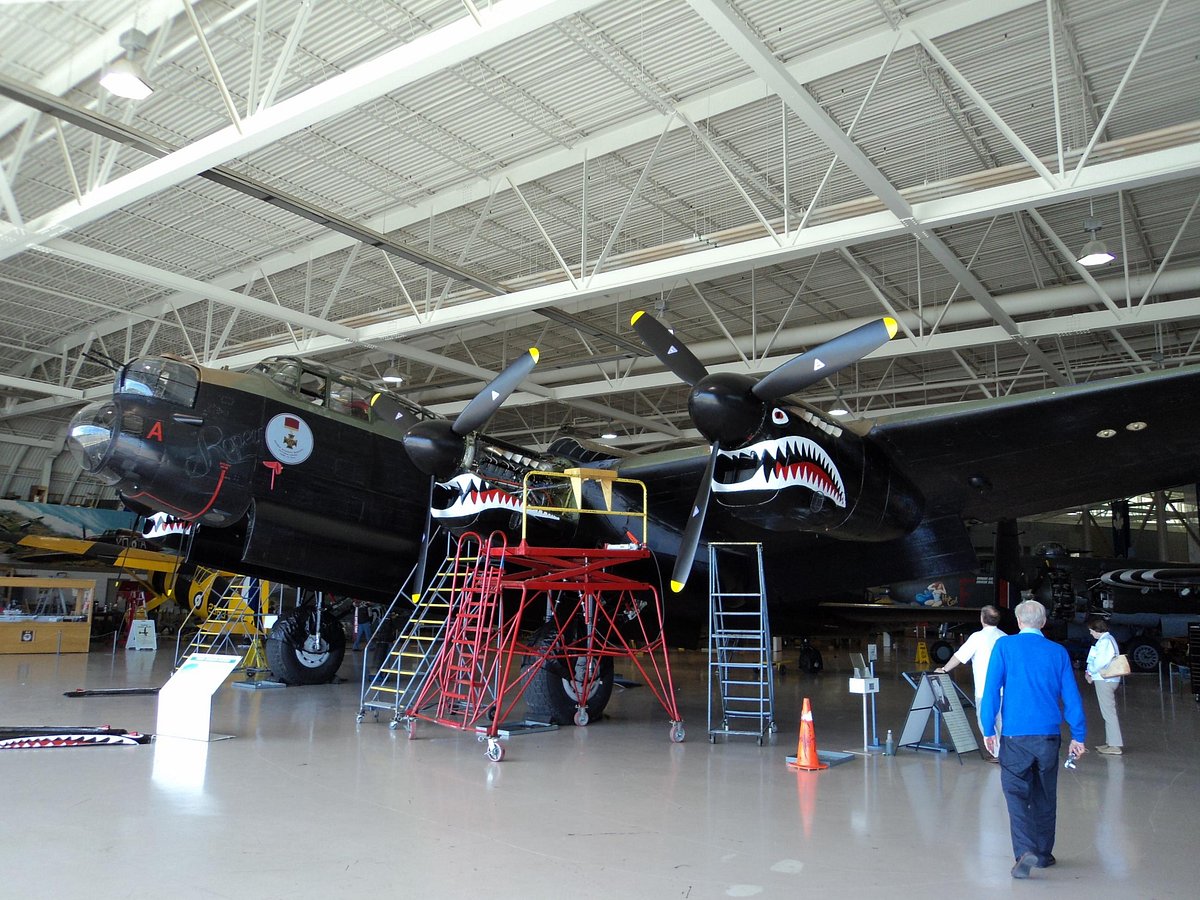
[126,618,157,651]
[155,653,241,742]
[849,676,880,752]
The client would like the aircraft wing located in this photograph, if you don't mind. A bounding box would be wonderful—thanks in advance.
[869,365,1200,522]
[0,531,183,575]
[817,602,984,625]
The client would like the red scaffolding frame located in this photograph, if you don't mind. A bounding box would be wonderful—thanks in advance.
[403,468,684,761]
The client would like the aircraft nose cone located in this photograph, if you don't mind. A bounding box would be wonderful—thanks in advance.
[67,401,120,481]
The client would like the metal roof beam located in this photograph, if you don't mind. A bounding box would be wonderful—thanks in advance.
[20,0,1042,372]
[0,0,606,263]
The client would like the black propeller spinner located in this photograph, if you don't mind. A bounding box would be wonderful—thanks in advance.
[400,348,539,599]
[630,311,898,592]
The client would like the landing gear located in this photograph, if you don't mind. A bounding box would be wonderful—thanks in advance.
[265,603,345,685]
[524,642,615,725]
[1126,638,1161,673]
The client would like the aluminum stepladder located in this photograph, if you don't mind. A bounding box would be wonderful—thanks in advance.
[174,574,273,676]
[358,530,477,729]
[707,542,776,744]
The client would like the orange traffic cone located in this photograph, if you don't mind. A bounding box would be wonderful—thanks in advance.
[787,697,828,770]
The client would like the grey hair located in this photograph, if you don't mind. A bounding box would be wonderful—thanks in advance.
[1014,599,1047,629]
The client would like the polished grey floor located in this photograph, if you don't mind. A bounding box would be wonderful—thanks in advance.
[2,639,1197,899]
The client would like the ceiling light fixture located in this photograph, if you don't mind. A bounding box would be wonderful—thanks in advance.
[828,405,849,417]
[1077,202,1115,267]
[382,363,404,385]
[100,29,153,100]
[601,430,618,440]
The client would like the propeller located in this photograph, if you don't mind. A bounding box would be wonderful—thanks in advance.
[401,348,539,600]
[631,312,897,591]
[402,348,540,480]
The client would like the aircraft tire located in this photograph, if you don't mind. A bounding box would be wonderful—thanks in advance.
[929,640,955,667]
[266,606,346,685]
[1125,638,1160,673]
[523,645,614,725]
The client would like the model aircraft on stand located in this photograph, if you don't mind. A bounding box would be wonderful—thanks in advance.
[65,311,1200,718]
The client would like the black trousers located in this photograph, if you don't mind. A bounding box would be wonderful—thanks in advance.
[999,734,1061,864]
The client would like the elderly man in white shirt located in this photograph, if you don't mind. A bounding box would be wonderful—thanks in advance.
[935,605,1005,762]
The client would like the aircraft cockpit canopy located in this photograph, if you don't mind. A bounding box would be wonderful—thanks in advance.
[118,357,199,407]
[252,356,433,428]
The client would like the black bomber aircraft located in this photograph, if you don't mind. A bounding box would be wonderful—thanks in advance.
[66,312,1200,712]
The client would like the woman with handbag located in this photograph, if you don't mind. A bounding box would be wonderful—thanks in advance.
[1084,616,1125,755]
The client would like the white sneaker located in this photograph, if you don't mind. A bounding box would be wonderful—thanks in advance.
[1097,745,1123,755]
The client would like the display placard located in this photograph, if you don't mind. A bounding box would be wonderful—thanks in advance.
[897,672,979,758]
[155,653,241,742]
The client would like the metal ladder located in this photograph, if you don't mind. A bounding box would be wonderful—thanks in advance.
[174,575,269,673]
[707,542,776,744]
[358,532,490,729]
[419,531,508,729]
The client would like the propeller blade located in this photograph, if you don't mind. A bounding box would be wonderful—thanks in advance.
[411,477,435,602]
[631,310,708,386]
[453,348,539,435]
[670,442,720,593]
[752,317,897,401]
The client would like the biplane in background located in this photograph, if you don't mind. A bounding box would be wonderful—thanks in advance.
[63,311,1200,714]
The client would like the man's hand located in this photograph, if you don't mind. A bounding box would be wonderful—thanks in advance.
[984,735,999,756]
[1068,740,1086,759]
[1085,672,1093,684]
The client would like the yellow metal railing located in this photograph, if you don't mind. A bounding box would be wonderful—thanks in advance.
[520,467,648,545]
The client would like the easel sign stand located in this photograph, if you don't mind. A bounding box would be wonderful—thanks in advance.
[896,671,979,762]
[155,654,241,742]
[126,618,157,651]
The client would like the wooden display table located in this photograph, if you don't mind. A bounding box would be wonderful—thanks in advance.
[0,576,96,654]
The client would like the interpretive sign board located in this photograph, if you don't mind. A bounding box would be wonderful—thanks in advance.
[897,672,979,758]
[155,653,241,742]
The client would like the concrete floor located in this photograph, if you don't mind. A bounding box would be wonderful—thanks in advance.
[2,639,1197,899]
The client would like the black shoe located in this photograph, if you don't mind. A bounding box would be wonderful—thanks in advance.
[1037,855,1056,868]
[1011,852,1037,879]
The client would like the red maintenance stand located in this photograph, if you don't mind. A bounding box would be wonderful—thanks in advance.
[402,468,683,761]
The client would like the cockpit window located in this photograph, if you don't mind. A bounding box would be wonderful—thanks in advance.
[119,359,199,407]
[252,355,437,427]
[328,377,371,420]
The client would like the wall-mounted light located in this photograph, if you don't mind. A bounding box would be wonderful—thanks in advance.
[100,29,154,100]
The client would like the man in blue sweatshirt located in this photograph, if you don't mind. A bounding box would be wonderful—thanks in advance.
[980,599,1087,880]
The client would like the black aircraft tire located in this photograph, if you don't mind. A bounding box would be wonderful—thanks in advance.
[1125,638,1160,673]
[930,640,956,667]
[523,652,615,725]
[266,607,346,685]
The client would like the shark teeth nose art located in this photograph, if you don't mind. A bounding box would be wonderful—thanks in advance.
[713,436,846,507]
[431,473,521,519]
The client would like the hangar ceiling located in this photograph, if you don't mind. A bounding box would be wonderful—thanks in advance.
[0,0,1198,505]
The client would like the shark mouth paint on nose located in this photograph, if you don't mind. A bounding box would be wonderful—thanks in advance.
[713,436,846,507]
[432,474,522,520]
[143,511,193,539]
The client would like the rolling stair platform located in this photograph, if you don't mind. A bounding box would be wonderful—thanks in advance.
[707,542,776,744]
[358,532,501,729]
[362,468,684,761]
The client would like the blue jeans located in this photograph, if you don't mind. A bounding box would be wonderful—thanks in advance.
[999,734,1060,864]
[353,620,374,650]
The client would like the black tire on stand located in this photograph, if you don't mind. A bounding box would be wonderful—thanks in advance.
[523,650,615,725]
[266,606,346,685]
